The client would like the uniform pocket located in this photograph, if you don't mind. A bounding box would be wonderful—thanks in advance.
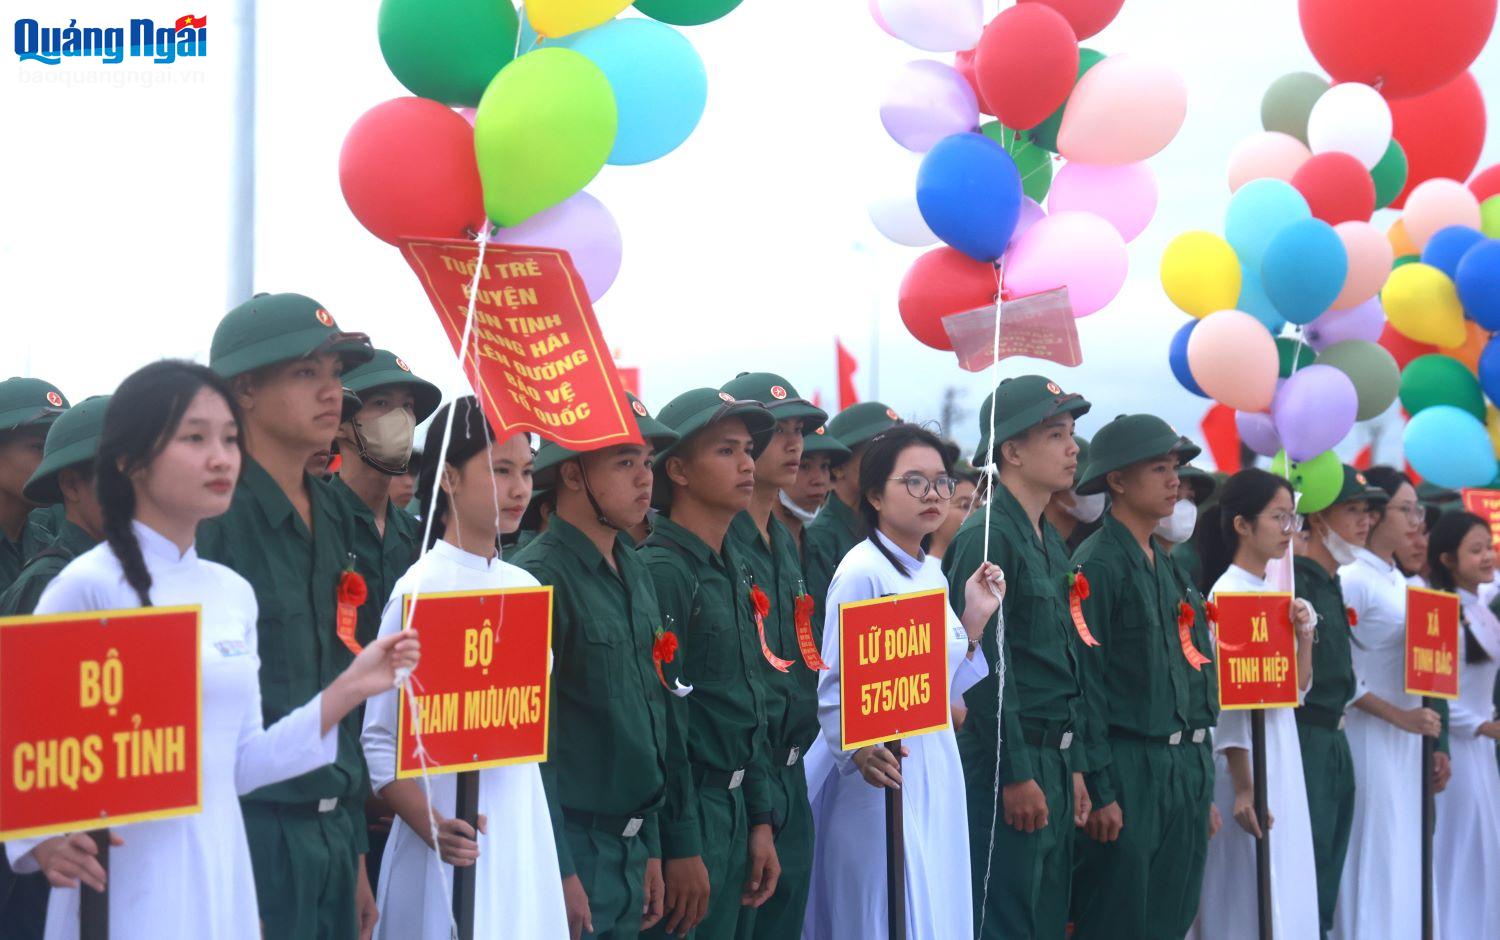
[686,606,735,684]
[579,616,625,700]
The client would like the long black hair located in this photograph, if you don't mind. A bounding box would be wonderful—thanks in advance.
[1197,468,1293,593]
[1426,510,1494,663]
[96,361,246,607]
[414,396,494,550]
[858,424,952,577]
[1362,465,1411,524]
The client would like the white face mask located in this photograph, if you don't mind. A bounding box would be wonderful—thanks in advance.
[778,489,819,524]
[355,408,417,474]
[1153,498,1198,544]
[1065,490,1107,525]
[1323,526,1360,567]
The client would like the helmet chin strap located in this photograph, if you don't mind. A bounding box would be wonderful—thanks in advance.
[350,422,409,476]
[577,460,626,532]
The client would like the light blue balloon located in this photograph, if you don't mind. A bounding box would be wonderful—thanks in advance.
[1225,179,1311,272]
[1237,270,1287,334]
[518,5,539,54]
[564,19,707,165]
[1261,218,1348,325]
[1403,404,1498,489]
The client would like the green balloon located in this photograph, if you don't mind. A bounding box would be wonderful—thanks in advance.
[1393,254,1420,269]
[981,122,1053,202]
[1482,195,1500,238]
[378,0,519,107]
[1398,353,1486,421]
[475,48,617,227]
[1276,337,1317,379]
[1317,340,1400,421]
[634,0,743,25]
[1272,449,1343,513]
[1026,48,1105,153]
[1370,140,1409,211]
[1260,71,1329,146]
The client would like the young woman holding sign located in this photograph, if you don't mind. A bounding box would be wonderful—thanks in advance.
[1425,511,1500,940]
[804,424,1004,940]
[5,361,420,940]
[360,397,567,939]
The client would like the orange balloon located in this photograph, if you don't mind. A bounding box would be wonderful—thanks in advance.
[1388,218,1418,258]
[1441,320,1491,373]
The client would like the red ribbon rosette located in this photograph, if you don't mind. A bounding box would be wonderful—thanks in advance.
[1068,570,1100,647]
[749,583,794,672]
[335,569,367,655]
[1176,600,1213,671]
[652,628,679,690]
[793,593,828,671]
[1346,606,1358,628]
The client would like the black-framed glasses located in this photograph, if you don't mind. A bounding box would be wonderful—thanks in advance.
[891,474,958,500]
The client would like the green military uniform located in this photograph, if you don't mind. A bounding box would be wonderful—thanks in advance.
[788,425,850,565]
[199,292,374,939]
[719,373,827,940]
[0,378,70,592]
[1065,415,1211,940]
[638,389,776,940]
[941,376,1095,940]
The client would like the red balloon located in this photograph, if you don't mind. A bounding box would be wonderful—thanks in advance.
[1290,152,1376,224]
[975,5,1079,131]
[339,97,486,246]
[899,247,998,351]
[1378,321,1437,370]
[1470,164,1500,201]
[1388,71,1487,208]
[1298,0,1496,100]
[1019,0,1125,40]
[953,49,993,116]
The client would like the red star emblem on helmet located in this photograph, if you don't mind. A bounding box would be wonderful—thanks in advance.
[1046,382,1062,395]
[395,357,411,373]
[632,400,648,417]
[885,408,899,420]
[770,385,788,400]
[315,308,335,327]
[45,391,62,407]
[815,426,826,435]
[718,391,735,403]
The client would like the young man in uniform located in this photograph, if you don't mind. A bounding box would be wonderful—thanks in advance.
[638,389,780,940]
[718,372,825,939]
[770,423,847,562]
[1042,437,1104,553]
[1066,414,1207,940]
[196,292,378,940]
[941,375,1095,940]
[0,377,70,592]
[512,393,681,940]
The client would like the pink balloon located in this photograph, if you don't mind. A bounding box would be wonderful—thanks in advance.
[1046,162,1157,241]
[880,60,980,153]
[489,191,622,303]
[1186,309,1279,411]
[1227,132,1312,192]
[1403,178,1481,249]
[1057,54,1187,165]
[868,0,897,36]
[1304,296,1386,350]
[1330,221,1395,310]
[454,107,478,126]
[1003,210,1127,317]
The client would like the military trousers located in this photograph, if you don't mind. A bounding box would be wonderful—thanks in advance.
[644,781,747,940]
[243,800,359,940]
[1296,718,1356,938]
[567,816,650,939]
[739,758,813,940]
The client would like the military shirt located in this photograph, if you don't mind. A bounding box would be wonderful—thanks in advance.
[328,477,420,647]
[0,507,61,593]
[1166,554,1220,734]
[1295,556,1360,720]
[0,519,97,616]
[802,494,859,639]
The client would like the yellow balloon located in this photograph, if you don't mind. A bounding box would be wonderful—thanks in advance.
[1160,231,1242,319]
[1381,262,1467,348]
[1487,404,1500,457]
[527,0,631,38]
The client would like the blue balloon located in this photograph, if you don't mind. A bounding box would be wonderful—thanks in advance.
[1225,179,1311,272]
[1237,270,1287,334]
[1422,225,1485,279]
[1403,405,1498,489]
[1456,240,1500,331]
[1478,333,1500,401]
[916,132,1022,263]
[1261,218,1348,325]
[564,19,707,165]
[1170,320,1208,397]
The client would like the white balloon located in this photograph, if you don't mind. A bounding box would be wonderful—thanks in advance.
[868,189,938,247]
[879,60,979,153]
[1306,82,1392,169]
[876,0,982,52]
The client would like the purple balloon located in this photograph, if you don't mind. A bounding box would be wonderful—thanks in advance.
[1303,297,1385,351]
[490,191,622,303]
[1271,364,1359,461]
[1236,410,1283,457]
[1008,197,1045,249]
[880,60,979,153]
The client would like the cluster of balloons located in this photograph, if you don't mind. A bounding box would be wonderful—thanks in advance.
[339,0,729,303]
[871,0,1188,351]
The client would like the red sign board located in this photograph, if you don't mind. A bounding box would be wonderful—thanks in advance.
[941,288,1084,372]
[1406,586,1460,699]
[1214,592,1300,710]
[396,588,553,779]
[1461,489,1500,548]
[0,607,201,841]
[399,238,642,452]
[838,589,951,750]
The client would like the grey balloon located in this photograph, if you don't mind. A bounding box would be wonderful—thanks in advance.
[1316,339,1400,421]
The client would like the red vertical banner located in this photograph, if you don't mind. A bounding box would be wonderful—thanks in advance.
[1214,592,1299,709]
[838,589,951,749]
[836,338,860,410]
[1461,488,1500,548]
[1405,586,1460,699]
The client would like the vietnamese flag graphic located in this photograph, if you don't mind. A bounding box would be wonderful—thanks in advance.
[175,14,207,29]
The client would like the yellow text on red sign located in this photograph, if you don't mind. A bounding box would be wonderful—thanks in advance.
[839,589,951,751]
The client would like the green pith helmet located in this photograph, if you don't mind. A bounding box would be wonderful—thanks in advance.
[973,375,1091,466]
[0,378,69,433]
[802,423,852,459]
[826,401,901,466]
[719,372,827,435]
[1178,465,1218,504]
[1332,466,1389,507]
[23,395,111,504]
[1072,436,1090,487]
[342,349,442,422]
[532,393,679,489]
[1076,414,1202,496]
[210,292,373,379]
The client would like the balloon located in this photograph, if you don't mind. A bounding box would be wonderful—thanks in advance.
[1380,262,1467,347]
[1026,48,1105,152]
[1186,310,1280,412]
[1480,334,1500,401]
[527,0,631,38]
[953,49,991,115]
[881,60,980,153]
[1228,132,1312,192]
[868,164,939,247]
[1003,210,1127,316]
[1370,140,1409,210]
[339,97,486,246]
[1388,71,1486,208]
[1170,320,1208,397]
[1161,231,1242,318]
[1046,162,1156,241]
[1225,179,1312,271]
[1388,218,1419,257]
[1260,71,1330,145]
[1484,197,1500,239]
[898,247,997,350]
[489,191,622,302]
[1272,364,1359,461]
[1277,336,1318,378]
[1456,239,1500,330]
[1442,320,1489,373]
[1018,0,1124,39]
[1238,271,1288,334]
[1422,225,1486,279]
[1011,197,1046,247]
[1403,406,1498,489]
[1471,165,1500,202]
[1306,297,1385,351]
[974,5,1079,131]
[1261,218,1348,325]
[1298,0,1495,99]
[1402,178,1482,250]
[1057,54,1187,165]
[633,0,743,26]
[1317,339,1401,420]
[1400,353,1486,421]
[979,123,1054,202]
[1290,152,1375,225]
[1237,410,1283,457]
[1306,82,1392,169]
[876,0,983,52]
[564,19,705,166]
[916,132,1023,263]
[1488,405,1500,456]
[474,48,617,227]
[1331,221,1394,310]
[1379,321,1438,370]
[377,0,519,107]
[1278,449,1345,513]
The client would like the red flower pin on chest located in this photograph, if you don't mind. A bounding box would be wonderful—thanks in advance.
[1346,606,1358,627]
[1067,569,1100,647]
[792,592,829,671]
[1176,600,1212,670]
[335,568,367,655]
[749,583,794,672]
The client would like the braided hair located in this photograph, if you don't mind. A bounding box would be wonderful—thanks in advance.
[414,396,494,550]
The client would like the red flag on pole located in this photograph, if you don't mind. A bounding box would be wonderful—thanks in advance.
[1201,403,1241,474]
[1353,444,1373,470]
[836,339,859,410]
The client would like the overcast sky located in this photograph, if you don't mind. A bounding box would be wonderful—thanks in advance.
[4,0,1498,465]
